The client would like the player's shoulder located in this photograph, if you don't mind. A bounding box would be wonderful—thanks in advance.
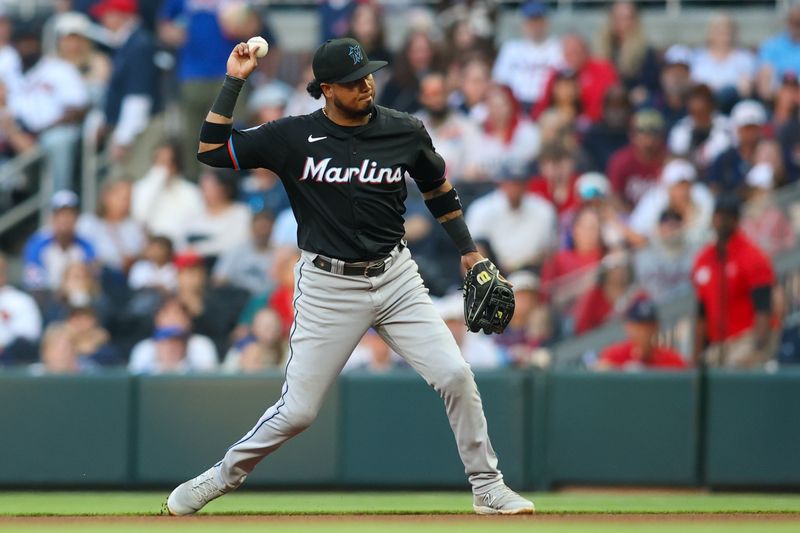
[374,105,425,133]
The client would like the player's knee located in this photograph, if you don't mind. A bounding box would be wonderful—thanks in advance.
[437,363,475,398]
[286,405,318,432]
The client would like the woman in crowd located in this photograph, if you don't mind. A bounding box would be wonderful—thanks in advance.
[78,179,145,286]
[53,12,110,107]
[463,83,540,181]
[346,2,391,64]
[690,12,756,111]
[542,205,606,286]
[43,261,113,328]
[223,308,286,374]
[572,251,636,335]
[378,30,442,114]
[595,0,659,103]
[181,168,251,266]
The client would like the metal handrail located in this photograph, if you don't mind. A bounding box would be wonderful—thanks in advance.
[0,146,52,235]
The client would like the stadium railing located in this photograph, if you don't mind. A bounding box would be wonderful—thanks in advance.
[551,181,800,368]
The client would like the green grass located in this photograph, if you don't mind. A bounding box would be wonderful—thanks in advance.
[1,491,800,516]
[1,492,799,532]
[5,525,800,533]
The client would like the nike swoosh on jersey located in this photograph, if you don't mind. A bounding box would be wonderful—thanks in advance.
[307,135,327,143]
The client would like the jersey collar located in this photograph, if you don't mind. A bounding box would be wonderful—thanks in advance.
[312,106,381,139]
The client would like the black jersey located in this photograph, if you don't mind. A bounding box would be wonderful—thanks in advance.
[224,105,446,261]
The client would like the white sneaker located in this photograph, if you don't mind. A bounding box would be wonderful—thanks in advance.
[473,484,535,515]
[164,466,232,516]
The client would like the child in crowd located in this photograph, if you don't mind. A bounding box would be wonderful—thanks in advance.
[128,235,177,292]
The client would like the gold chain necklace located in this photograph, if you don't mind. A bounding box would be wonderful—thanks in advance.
[322,106,372,122]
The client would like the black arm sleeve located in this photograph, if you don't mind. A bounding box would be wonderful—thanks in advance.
[752,285,772,313]
[410,123,446,193]
[197,144,235,168]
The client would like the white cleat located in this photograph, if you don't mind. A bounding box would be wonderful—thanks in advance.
[165,466,231,516]
[473,484,535,515]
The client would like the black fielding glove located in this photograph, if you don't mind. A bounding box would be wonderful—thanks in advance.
[463,259,515,335]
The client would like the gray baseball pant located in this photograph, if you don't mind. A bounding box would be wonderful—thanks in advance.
[215,245,503,493]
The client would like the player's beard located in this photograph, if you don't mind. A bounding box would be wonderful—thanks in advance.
[333,95,375,119]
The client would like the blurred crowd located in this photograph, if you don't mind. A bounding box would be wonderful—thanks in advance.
[1,0,800,375]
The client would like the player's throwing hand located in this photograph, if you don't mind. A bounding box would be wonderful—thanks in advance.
[226,42,259,80]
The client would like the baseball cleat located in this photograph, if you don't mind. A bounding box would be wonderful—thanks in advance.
[473,484,535,515]
[165,466,230,516]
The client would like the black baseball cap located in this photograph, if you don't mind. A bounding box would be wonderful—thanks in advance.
[626,297,658,323]
[312,38,388,84]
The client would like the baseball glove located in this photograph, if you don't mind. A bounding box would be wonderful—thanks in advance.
[463,259,515,335]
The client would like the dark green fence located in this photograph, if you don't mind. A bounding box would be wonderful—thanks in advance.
[2,369,799,489]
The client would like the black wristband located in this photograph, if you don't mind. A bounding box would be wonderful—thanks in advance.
[199,121,232,144]
[424,188,462,219]
[442,216,478,255]
[210,74,245,118]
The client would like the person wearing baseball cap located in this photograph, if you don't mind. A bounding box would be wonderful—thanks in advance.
[629,158,714,246]
[740,162,796,256]
[606,108,667,209]
[596,296,688,370]
[492,0,562,112]
[304,37,387,115]
[93,0,162,180]
[691,192,779,368]
[657,45,693,129]
[706,100,767,194]
[22,191,96,291]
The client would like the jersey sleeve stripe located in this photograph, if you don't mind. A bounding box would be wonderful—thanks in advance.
[227,137,240,170]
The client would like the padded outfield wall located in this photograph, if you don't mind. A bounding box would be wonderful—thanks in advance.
[1,369,799,489]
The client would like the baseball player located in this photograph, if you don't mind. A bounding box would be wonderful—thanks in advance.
[165,38,532,516]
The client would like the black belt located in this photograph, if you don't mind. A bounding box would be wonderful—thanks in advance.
[312,241,406,277]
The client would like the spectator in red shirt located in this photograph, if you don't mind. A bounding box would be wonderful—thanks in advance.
[533,33,618,122]
[692,194,779,368]
[596,297,688,370]
[528,142,579,215]
[542,205,605,287]
[572,251,635,335]
[607,108,667,209]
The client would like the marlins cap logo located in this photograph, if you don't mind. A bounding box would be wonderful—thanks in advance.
[348,44,363,65]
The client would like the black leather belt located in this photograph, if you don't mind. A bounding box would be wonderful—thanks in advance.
[312,241,406,277]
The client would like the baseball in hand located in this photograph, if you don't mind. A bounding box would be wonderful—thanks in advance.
[247,36,269,58]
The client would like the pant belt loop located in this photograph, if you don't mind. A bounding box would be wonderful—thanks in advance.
[332,258,345,275]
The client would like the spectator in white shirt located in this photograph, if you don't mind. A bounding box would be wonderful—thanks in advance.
[629,158,714,247]
[434,292,506,368]
[491,0,562,112]
[11,24,89,191]
[181,168,251,261]
[0,9,22,90]
[128,297,218,375]
[463,84,541,182]
[415,71,481,185]
[213,210,276,295]
[0,252,42,365]
[132,139,204,243]
[451,56,491,124]
[52,12,112,108]
[128,235,177,292]
[668,84,732,174]
[78,180,145,282]
[690,12,756,110]
[466,164,557,273]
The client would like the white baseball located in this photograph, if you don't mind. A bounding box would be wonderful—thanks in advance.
[247,36,269,58]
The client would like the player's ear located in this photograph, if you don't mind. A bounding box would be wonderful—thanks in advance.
[320,82,334,99]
